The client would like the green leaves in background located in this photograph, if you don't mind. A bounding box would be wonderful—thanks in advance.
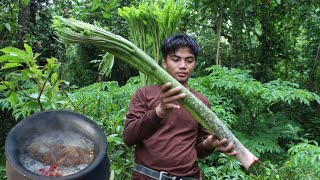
[190,65,320,179]
[4,23,11,31]
[204,66,320,106]
[21,0,30,5]
[0,44,65,119]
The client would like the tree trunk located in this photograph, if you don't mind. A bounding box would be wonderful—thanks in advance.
[247,29,254,64]
[231,13,238,68]
[307,41,320,90]
[258,2,273,83]
[215,11,222,66]
[17,0,37,49]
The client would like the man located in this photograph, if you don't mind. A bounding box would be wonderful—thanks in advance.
[123,34,237,180]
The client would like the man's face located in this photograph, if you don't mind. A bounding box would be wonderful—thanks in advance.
[162,47,195,86]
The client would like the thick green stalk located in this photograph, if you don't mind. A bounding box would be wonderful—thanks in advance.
[52,16,258,169]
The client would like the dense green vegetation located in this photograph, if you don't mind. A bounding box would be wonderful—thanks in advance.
[1,0,319,179]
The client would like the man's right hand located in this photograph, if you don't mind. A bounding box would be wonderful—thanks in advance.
[155,82,186,118]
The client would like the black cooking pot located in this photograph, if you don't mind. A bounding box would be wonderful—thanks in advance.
[5,110,110,180]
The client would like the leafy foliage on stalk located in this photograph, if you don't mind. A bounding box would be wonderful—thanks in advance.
[0,44,67,119]
[250,141,320,179]
[199,153,245,180]
[118,0,186,85]
[282,141,320,178]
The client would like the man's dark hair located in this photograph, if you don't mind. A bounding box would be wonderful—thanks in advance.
[161,34,200,59]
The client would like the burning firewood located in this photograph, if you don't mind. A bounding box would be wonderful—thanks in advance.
[26,143,94,166]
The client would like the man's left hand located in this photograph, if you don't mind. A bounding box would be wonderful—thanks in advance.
[202,135,237,156]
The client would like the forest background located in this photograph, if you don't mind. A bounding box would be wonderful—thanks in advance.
[0,0,320,179]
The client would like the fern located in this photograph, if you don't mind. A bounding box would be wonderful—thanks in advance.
[190,77,238,128]
[276,141,320,179]
[199,154,246,180]
[191,65,319,171]
[205,66,320,105]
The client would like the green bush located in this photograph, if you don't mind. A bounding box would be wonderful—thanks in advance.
[0,147,6,180]
[67,78,140,179]
[281,141,320,179]
[190,66,320,179]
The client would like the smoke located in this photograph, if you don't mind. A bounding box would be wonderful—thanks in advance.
[30,131,94,148]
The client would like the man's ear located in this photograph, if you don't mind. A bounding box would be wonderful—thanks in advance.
[162,59,167,69]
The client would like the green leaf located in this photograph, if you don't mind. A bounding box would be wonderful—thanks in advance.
[0,81,14,90]
[4,23,11,31]
[24,44,33,55]
[0,47,29,59]
[1,63,23,69]
[103,12,110,19]
[45,89,55,103]
[25,101,40,110]
[91,2,99,11]
[51,72,58,84]
[0,54,26,63]
[8,93,18,106]
[22,0,30,5]
[107,134,123,144]
[0,84,8,91]
[111,150,124,159]
[34,53,41,59]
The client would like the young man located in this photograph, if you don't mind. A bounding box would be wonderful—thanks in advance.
[123,34,237,180]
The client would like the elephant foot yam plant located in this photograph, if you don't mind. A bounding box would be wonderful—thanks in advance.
[52,16,259,170]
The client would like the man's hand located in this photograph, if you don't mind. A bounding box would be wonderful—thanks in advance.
[156,82,186,118]
[202,135,237,156]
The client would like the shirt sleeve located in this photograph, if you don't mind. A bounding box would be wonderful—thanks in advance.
[123,87,162,147]
[195,98,214,158]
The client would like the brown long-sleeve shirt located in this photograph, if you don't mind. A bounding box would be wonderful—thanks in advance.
[123,85,213,179]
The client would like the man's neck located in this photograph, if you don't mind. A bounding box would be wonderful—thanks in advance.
[182,82,190,90]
